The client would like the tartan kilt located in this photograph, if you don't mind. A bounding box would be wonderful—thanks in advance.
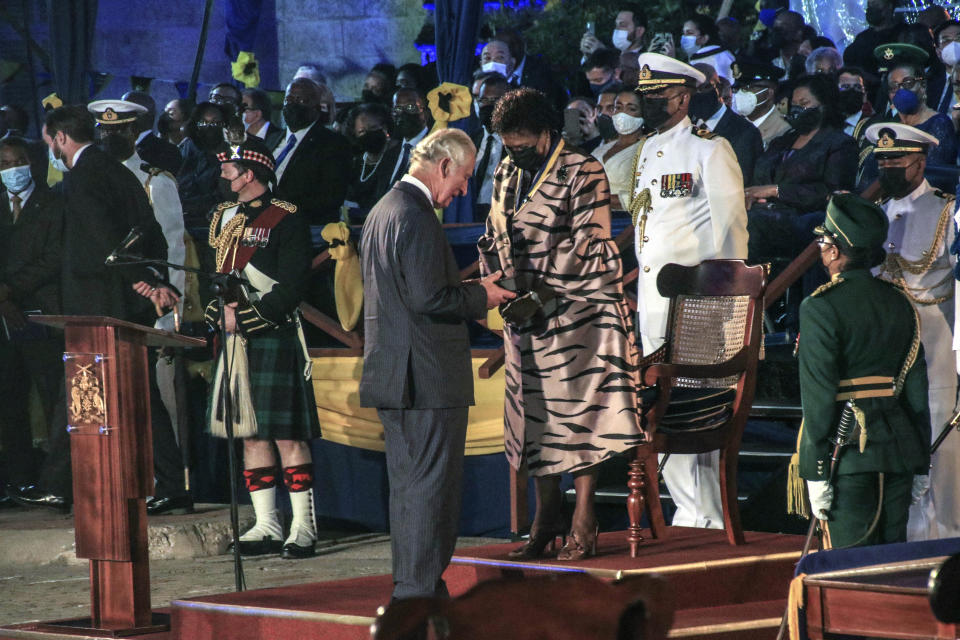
[207,323,321,441]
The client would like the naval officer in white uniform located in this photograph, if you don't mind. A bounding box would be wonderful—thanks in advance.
[866,122,960,541]
[631,52,749,528]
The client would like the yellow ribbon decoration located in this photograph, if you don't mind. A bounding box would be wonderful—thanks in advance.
[320,222,363,331]
[231,51,260,89]
[427,82,472,132]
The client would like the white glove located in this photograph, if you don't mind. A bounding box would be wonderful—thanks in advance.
[911,474,930,505]
[806,480,834,520]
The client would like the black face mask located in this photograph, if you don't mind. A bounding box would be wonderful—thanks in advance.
[361,89,385,104]
[194,127,224,152]
[640,95,674,131]
[689,88,721,122]
[283,103,316,131]
[769,28,788,50]
[506,144,544,172]
[596,113,617,141]
[787,105,823,134]
[99,133,135,161]
[217,176,238,201]
[837,88,865,117]
[865,5,886,26]
[356,129,387,154]
[878,166,915,198]
[478,104,495,131]
[393,113,424,140]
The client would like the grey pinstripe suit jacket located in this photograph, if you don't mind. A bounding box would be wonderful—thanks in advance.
[359,181,487,409]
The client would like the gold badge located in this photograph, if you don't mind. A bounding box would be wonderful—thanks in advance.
[877,131,895,148]
[66,358,107,428]
[732,63,741,79]
[639,64,652,81]
[883,47,894,60]
[102,108,118,122]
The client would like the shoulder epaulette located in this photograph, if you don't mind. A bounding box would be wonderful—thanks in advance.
[810,276,844,297]
[215,200,237,212]
[691,126,717,140]
[934,189,954,201]
[270,198,297,213]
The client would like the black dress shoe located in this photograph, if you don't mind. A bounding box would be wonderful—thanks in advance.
[281,540,316,559]
[146,495,194,516]
[9,484,70,513]
[227,536,284,556]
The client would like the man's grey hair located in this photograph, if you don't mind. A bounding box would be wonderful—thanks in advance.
[805,47,843,75]
[410,128,476,170]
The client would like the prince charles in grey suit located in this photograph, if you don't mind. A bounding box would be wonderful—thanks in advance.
[360,129,514,600]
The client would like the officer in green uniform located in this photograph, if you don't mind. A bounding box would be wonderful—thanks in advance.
[794,192,931,548]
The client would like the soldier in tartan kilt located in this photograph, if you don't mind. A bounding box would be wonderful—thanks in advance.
[204,136,321,559]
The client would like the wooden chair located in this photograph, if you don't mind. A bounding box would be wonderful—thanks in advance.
[627,259,767,556]
[370,573,674,640]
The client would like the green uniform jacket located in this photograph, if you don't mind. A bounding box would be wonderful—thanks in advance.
[798,268,931,480]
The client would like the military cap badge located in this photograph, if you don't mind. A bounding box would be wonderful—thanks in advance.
[883,47,894,60]
[639,65,652,81]
[102,108,118,122]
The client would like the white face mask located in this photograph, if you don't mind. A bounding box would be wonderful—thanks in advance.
[612,112,644,135]
[680,34,699,56]
[48,146,68,173]
[0,164,32,193]
[482,61,509,77]
[942,41,960,67]
[612,29,632,51]
[732,89,759,116]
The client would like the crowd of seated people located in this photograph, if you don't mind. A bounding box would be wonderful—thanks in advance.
[7,0,960,519]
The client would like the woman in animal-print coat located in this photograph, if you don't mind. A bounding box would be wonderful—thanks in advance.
[478,88,644,561]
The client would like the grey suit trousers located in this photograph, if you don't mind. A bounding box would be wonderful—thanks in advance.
[378,406,468,600]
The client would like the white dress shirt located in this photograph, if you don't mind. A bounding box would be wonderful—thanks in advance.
[390,126,429,184]
[273,119,318,182]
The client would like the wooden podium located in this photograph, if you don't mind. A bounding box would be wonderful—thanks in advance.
[30,316,204,637]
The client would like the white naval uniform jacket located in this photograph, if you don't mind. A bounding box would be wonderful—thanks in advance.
[632,116,749,354]
[876,180,960,540]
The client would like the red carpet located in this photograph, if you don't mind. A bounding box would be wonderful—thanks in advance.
[166,529,804,640]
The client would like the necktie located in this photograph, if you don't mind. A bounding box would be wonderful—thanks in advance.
[393,142,412,184]
[10,193,21,224]
[274,133,298,168]
[475,134,494,187]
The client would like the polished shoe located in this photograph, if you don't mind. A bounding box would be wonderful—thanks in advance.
[227,536,284,556]
[557,522,599,561]
[281,540,316,559]
[146,494,194,516]
[8,484,70,513]
[507,523,566,559]
[281,521,316,559]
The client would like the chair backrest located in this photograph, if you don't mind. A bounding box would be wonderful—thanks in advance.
[658,260,767,390]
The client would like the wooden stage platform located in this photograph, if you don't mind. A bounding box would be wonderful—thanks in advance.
[1,528,805,640]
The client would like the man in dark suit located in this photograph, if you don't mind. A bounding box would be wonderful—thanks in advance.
[0,137,63,501]
[360,129,513,600]
[273,78,353,226]
[242,88,284,151]
[10,105,173,511]
[692,63,763,184]
[122,91,183,176]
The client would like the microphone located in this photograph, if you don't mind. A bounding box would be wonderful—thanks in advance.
[105,227,143,264]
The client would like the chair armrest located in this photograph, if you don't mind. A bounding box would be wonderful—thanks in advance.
[641,349,747,387]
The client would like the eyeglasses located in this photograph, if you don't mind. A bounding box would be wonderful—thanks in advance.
[196,121,225,128]
[888,76,921,92]
[284,95,311,105]
[940,34,960,46]
[392,104,423,115]
[838,82,863,91]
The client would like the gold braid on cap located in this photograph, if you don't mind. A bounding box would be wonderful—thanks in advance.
[208,204,247,272]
